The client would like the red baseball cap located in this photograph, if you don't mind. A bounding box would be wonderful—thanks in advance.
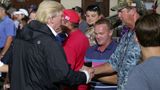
[63,9,80,23]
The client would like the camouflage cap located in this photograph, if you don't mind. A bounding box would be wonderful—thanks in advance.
[111,2,136,11]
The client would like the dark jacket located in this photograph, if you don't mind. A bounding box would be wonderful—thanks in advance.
[9,20,86,90]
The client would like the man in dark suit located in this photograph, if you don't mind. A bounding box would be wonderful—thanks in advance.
[9,1,94,90]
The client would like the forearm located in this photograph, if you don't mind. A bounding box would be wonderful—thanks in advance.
[0,65,8,72]
[0,61,8,72]
[97,74,117,84]
[0,36,13,57]
[94,63,114,75]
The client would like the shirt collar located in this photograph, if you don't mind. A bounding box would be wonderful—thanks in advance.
[0,16,8,22]
[47,24,57,36]
[107,40,116,50]
[95,40,117,52]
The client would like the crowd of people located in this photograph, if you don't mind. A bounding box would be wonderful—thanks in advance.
[0,0,160,90]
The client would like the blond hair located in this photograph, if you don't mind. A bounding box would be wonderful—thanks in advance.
[36,0,64,23]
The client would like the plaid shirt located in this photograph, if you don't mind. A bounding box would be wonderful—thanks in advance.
[109,30,141,90]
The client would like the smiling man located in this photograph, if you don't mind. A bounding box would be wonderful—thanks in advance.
[84,18,118,90]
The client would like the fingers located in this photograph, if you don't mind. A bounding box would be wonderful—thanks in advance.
[81,66,95,82]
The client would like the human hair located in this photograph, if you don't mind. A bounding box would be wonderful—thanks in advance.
[22,15,29,23]
[124,6,147,16]
[0,4,7,10]
[30,8,37,14]
[71,23,79,28]
[28,4,38,13]
[85,4,101,15]
[95,18,113,30]
[36,0,64,24]
[135,13,160,47]
[72,6,83,16]
[0,4,8,14]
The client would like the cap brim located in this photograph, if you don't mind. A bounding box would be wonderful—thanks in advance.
[13,11,23,15]
[111,6,126,11]
[111,6,120,11]
[111,3,129,11]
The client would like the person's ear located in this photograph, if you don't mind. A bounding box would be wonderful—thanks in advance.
[134,35,139,44]
[47,17,52,24]
[129,8,136,15]
[47,17,55,27]
[109,29,113,36]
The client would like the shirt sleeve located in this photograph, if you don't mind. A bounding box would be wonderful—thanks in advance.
[5,21,16,36]
[108,32,140,72]
[108,43,122,71]
[125,67,149,90]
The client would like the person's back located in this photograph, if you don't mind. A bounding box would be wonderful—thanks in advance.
[125,13,160,90]
[126,57,160,90]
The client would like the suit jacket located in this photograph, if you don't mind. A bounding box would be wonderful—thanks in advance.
[9,20,86,90]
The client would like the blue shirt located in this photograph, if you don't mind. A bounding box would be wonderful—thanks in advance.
[85,40,118,90]
[125,56,160,90]
[109,30,141,90]
[79,20,88,33]
[0,16,16,48]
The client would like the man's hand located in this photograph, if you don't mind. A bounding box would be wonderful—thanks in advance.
[80,65,95,83]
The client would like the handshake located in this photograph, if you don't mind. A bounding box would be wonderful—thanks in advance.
[80,65,95,83]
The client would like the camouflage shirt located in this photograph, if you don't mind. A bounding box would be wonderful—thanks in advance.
[85,26,96,46]
[108,30,141,90]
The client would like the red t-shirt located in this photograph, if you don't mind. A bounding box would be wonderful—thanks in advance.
[63,30,89,90]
